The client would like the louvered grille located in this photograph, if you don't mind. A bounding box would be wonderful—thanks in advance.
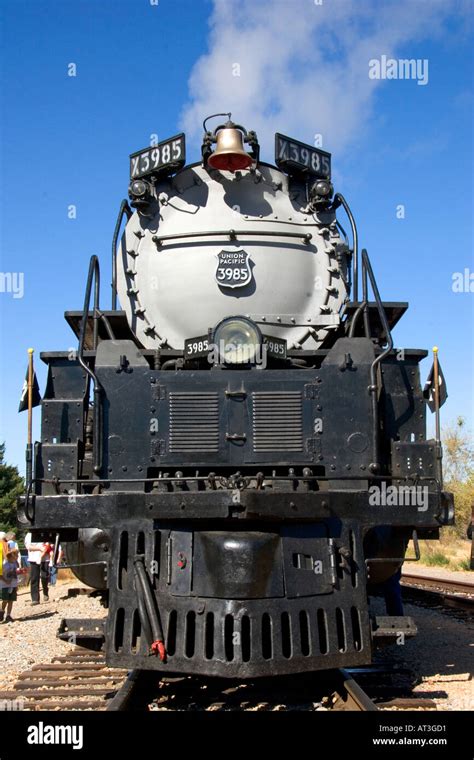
[252,391,303,452]
[169,393,219,452]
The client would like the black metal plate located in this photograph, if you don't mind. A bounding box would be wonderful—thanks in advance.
[263,335,287,360]
[275,133,331,178]
[130,133,185,179]
[184,335,210,360]
[281,524,334,598]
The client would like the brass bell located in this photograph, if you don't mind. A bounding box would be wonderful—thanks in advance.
[208,121,253,172]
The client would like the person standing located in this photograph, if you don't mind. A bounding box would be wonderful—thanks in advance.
[24,533,50,605]
[0,532,7,570]
[0,549,20,623]
[49,543,63,586]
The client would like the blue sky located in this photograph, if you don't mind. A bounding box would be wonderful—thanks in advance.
[0,0,472,473]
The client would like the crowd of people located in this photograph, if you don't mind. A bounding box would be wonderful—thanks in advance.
[0,531,63,623]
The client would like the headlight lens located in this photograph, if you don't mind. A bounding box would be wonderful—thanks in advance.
[130,179,148,197]
[213,317,262,364]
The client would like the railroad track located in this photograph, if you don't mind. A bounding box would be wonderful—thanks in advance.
[0,647,128,711]
[401,572,474,612]
[109,666,380,712]
[115,666,436,712]
[1,637,384,712]
[0,651,440,712]
[0,622,448,714]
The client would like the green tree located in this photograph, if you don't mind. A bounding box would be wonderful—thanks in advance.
[0,443,24,532]
[443,416,474,482]
[442,417,474,536]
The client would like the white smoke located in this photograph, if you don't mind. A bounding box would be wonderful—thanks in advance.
[181,0,467,159]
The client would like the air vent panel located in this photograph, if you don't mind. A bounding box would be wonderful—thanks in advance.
[252,391,303,452]
[169,392,219,452]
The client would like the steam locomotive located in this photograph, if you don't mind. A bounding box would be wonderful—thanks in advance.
[20,115,454,677]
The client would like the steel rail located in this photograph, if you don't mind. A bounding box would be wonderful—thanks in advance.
[332,668,379,711]
[401,573,474,597]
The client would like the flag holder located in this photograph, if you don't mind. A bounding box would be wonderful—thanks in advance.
[26,347,34,489]
[432,346,443,487]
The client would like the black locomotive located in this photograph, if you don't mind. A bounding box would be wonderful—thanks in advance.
[19,117,453,677]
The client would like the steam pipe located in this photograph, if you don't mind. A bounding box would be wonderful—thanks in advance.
[134,558,166,661]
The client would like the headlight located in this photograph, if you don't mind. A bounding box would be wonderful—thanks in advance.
[129,179,149,197]
[213,316,262,365]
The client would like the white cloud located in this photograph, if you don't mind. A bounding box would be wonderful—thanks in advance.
[180,0,465,160]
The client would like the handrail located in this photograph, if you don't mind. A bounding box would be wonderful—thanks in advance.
[152,228,313,248]
[78,255,104,474]
[332,193,358,301]
[112,199,132,310]
[360,248,394,473]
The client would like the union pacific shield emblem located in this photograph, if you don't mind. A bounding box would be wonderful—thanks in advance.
[215,249,252,289]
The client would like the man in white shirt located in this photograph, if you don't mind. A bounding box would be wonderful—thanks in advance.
[24,533,50,605]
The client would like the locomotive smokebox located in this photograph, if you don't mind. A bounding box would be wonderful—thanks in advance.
[117,122,349,352]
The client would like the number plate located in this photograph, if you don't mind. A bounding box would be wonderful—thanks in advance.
[263,335,287,359]
[184,335,210,360]
[130,133,186,179]
[275,133,331,179]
